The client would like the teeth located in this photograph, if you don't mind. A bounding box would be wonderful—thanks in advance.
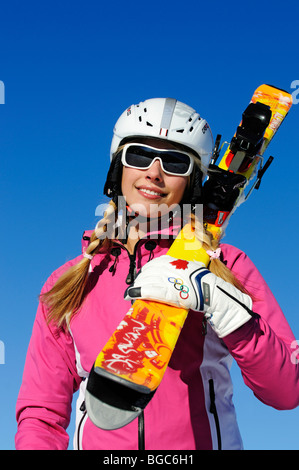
[139,188,163,196]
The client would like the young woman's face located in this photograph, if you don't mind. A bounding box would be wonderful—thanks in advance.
[121,139,189,218]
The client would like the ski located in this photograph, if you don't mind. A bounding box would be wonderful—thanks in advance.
[203,84,293,241]
[85,224,210,430]
[85,84,293,431]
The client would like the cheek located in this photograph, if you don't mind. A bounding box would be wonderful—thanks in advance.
[121,167,139,201]
[167,176,188,201]
[121,167,133,190]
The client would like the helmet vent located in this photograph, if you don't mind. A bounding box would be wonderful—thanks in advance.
[176,129,184,133]
[139,116,142,122]
[189,126,194,132]
[146,121,153,127]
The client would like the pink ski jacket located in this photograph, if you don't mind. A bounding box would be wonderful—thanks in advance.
[15,230,299,450]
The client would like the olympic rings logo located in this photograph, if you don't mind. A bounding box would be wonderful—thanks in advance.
[168,277,189,300]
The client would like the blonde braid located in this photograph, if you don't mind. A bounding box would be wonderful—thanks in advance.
[190,213,251,295]
[42,200,118,327]
[94,200,118,242]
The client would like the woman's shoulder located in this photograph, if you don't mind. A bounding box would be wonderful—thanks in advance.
[41,254,84,292]
[220,242,254,271]
[42,230,102,291]
[219,242,265,290]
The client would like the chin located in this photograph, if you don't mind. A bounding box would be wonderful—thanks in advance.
[129,201,177,220]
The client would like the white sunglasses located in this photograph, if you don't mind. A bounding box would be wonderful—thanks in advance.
[121,143,194,176]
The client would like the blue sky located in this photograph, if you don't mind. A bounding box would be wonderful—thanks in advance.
[1,0,299,450]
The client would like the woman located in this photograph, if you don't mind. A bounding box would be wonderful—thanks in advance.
[15,98,299,450]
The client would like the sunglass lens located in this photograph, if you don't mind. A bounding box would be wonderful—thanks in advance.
[161,152,190,174]
[125,146,154,168]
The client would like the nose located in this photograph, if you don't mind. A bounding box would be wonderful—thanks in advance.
[145,158,164,181]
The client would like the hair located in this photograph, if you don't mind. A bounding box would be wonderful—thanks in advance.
[41,148,250,328]
[41,199,118,327]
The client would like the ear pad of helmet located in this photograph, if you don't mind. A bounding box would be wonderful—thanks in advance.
[104,153,123,198]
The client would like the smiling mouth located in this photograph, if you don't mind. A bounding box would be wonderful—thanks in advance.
[137,187,167,197]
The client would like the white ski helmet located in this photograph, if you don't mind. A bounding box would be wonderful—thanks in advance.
[110,98,214,170]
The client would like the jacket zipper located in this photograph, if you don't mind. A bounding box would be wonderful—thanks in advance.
[112,238,157,284]
[77,401,87,450]
[208,379,222,450]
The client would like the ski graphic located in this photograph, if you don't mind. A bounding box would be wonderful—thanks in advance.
[85,84,293,430]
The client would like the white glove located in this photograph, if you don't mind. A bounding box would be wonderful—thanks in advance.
[124,255,255,338]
